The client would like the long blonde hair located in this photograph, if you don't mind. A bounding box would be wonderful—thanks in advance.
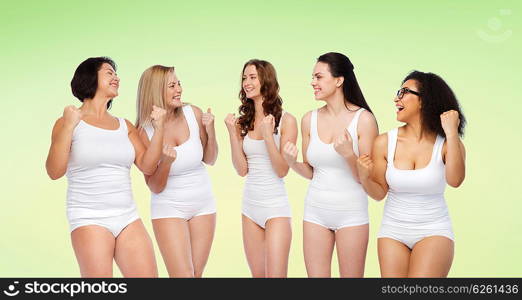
[135,65,176,128]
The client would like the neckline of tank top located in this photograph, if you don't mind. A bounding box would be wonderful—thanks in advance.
[245,112,285,141]
[79,118,121,132]
[391,129,441,172]
[316,108,363,145]
[163,106,193,148]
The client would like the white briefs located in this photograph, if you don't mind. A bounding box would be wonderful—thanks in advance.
[304,108,369,230]
[66,117,139,237]
[241,111,291,229]
[145,105,216,221]
[378,128,454,249]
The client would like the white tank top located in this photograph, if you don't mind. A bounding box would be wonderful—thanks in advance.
[66,117,136,219]
[145,105,214,204]
[242,112,288,207]
[305,108,368,210]
[383,128,451,228]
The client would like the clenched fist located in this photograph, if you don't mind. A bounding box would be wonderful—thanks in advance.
[260,114,276,140]
[161,144,177,163]
[151,105,167,129]
[356,154,374,181]
[202,108,215,134]
[440,110,460,138]
[283,141,298,166]
[63,105,83,130]
[224,113,238,132]
[333,128,355,158]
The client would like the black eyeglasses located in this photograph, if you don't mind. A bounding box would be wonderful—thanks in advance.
[396,87,420,99]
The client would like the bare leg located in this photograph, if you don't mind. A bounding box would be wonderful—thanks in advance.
[188,213,216,278]
[114,219,158,277]
[377,237,411,278]
[71,225,115,277]
[408,236,454,278]
[303,221,335,277]
[265,217,292,278]
[152,218,194,277]
[242,214,266,277]
[335,224,369,277]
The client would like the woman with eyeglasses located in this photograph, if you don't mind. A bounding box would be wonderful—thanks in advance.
[357,71,466,277]
[45,57,165,277]
[283,52,378,277]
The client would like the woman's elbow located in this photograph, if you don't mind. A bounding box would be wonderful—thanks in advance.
[46,165,65,180]
[149,184,165,194]
[447,177,464,188]
[237,167,248,177]
[276,168,289,178]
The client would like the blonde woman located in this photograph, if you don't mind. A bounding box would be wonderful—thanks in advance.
[136,65,218,278]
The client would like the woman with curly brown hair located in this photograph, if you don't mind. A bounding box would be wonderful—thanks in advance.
[357,71,466,277]
[224,59,297,277]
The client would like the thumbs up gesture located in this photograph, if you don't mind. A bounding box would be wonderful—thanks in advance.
[202,107,215,134]
[333,128,355,158]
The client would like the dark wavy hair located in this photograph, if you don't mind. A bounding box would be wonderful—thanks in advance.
[70,57,116,110]
[403,71,466,137]
[317,52,372,113]
[238,59,283,137]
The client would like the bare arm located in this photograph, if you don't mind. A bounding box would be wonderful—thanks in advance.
[335,111,379,183]
[283,111,314,180]
[440,110,466,188]
[263,113,298,178]
[46,106,83,180]
[225,113,248,176]
[138,129,176,194]
[193,106,218,166]
[357,133,389,201]
[126,119,164,176]
[443,136,466,187]
[46,117,75,180]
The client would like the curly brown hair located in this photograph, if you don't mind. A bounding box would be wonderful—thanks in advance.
[238,59,283,137]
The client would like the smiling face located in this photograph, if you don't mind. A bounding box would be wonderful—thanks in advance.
[96,63,119,98]
[164,71,183,108]
[311,61,343,101]
[395,79,422,122]
[242,64,262,100]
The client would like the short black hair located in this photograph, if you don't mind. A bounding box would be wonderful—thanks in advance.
[403,70,466,137]
[70,57,116,109]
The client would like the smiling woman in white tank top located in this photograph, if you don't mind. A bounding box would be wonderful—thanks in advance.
[357,70,466,278]
[283,52,378,278]
[46,57,165,277]
[225,59,297,278]
[136,65,218,278]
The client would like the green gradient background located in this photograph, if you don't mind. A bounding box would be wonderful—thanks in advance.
[1,1,520,277]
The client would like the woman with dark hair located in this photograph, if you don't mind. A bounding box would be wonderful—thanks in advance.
[283,52,378,277]
[224,59,297,277]
[357,71,466,277]
[45,57,165,277]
